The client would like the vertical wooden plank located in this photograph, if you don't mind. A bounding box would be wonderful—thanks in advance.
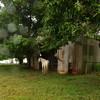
[63,45,69,74]
[77,45,83,74]
[57,46,67,74]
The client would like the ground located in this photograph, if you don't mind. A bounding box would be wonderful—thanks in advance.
[0,64,100,100]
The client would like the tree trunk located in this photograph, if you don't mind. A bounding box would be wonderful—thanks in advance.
[32,56,39,69]
[31,51,39,69]
[18,58,23,64]
[27,57,32,68]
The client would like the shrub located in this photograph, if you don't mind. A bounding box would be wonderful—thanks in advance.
[92,63,100,72]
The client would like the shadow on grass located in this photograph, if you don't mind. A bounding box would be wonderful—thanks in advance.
[0,64,42,75]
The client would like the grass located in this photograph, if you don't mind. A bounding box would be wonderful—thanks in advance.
[0,64,100,100]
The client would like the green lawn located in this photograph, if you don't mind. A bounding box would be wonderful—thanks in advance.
[0,65,100,100]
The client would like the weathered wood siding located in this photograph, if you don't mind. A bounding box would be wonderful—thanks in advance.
[57,46,66,74]
[63,45,69,73]
[77,45,83,74]
[94,40,100,63]
[57,38,100,74]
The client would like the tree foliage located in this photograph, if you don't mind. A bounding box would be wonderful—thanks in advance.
[0,0,42,66]
[39,0,100,50]
[0,0,99,63]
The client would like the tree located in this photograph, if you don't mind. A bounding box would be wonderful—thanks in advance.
[5,34,37,64]
[0,0,43,67]
[39,0,100,51]
[0,5,14,60]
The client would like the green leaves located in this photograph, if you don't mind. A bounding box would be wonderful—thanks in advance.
[39,0,100,51]
[0,0,42,59]
[0,44,10,60]
[74,0,83,11]
[0,28,8,38]
[12,34,22,45]
[0,0,99,54]
[22,37,36,48]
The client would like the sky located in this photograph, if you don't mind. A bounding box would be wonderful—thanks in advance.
[0,2,4,8]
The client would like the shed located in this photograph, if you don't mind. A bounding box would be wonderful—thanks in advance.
[57,38,100,74]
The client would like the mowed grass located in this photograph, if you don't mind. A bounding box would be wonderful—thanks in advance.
[0,65,100,100]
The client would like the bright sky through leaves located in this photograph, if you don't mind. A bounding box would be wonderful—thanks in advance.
[0,2,4,8]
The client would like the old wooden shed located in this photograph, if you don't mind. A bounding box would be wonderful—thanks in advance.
[57,38,100,74]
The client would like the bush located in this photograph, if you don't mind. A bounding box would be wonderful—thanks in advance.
[92,63,100,72]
